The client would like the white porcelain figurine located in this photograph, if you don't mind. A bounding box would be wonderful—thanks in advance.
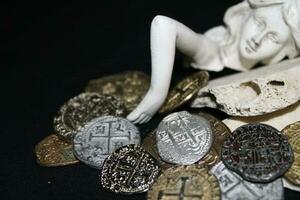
[127,0,300,124]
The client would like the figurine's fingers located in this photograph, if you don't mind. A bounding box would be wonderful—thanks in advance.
[139,115,151,124]
[133,113,146,124]
[144,116,152,123]
[127,109,140,122]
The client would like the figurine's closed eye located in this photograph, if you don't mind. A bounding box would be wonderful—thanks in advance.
[267,32,281,44]
[253,15,266,29]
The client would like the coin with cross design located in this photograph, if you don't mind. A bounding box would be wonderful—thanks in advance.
[211,162,284,200]
[73,116,140,169]
[156,111,213,165]
[147,165,220,200]
[100,145,160,194]
[195,112,231,169]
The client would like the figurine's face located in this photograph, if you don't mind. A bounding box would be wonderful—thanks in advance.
[239,5,290,61]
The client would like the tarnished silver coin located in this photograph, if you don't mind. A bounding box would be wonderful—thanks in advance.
[54,93,126,141]
[211,162,284,200]
[73,116,140,169]
[156,111,213,165]
[222,123,294,183]
[101,144,160,194]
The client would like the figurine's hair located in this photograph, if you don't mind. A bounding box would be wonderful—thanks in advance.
[282,0,300,52]
[224,0,300,60]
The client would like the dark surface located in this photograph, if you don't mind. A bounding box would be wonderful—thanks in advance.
[3,0,300,199]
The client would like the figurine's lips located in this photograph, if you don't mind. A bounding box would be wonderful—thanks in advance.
[246,40,257,52]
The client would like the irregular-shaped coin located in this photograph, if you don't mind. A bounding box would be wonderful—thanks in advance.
[73,116,140,169]
[282,121,300,186]
[142,130,174,169]
[156,111,213,165]
[195,112,231,169]
[54,93,126,141]
[85,71,150,112]
[159,71,209,114]
[147,165,220,200]
[211,162,284,200]
[35,134,79,167]
[222,123,294,182]
[101,145,160,194]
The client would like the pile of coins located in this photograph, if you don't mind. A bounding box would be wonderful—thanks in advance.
[34,70,300,199]
[35,71,151,167]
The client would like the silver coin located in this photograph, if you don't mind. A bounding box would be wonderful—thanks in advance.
[211,162,284,200]
[73,116,140,169]
[156,111,213,165]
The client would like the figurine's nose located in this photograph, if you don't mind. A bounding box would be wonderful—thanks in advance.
[252,30,268,48]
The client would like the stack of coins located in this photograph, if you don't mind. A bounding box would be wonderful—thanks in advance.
[34,70,299,199]
[35,71,150,167]
[143,117,294,200]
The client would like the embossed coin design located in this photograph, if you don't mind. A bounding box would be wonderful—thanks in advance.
[147,165,220,200]
[159,71,209,114]
[73,116,140,169]
[85,71,150,112]
[282,121,300,186]
[222,123,294,182]
[211,162,284,200]
[101,145,160,194]
[54,93,126,141]
[142,130,174,169]
[35,134,79,167]
[195,112,231,169]
[156,111,213,165]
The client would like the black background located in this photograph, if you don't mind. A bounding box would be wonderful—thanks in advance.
[2,0,300,199]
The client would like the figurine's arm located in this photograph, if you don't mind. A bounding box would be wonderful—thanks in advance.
[127,15,218,124]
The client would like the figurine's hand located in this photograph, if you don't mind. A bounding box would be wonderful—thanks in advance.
[127,89,167,124]
[127,110,152,124]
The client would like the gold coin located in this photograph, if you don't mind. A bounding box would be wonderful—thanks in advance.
[35,134,79,167]
[195,112,231,169]
[85,71,150,112]
[159,71,209,114]
[147,165,220,200]
[282,121,300,186]
[142,130,174,169]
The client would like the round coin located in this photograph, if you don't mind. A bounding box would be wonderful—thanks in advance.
[156,111,213,165]
[159,71,209,114]
[101,144,160,194]
[282,121,300,186]
[211,162,284,200]
[54,93,126,141]
[195,112,231,169]
[35,134,79,167]
[85,71,150,112]
[147,165,220,200]
[222,123,294,182]
[73,116,140,169]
